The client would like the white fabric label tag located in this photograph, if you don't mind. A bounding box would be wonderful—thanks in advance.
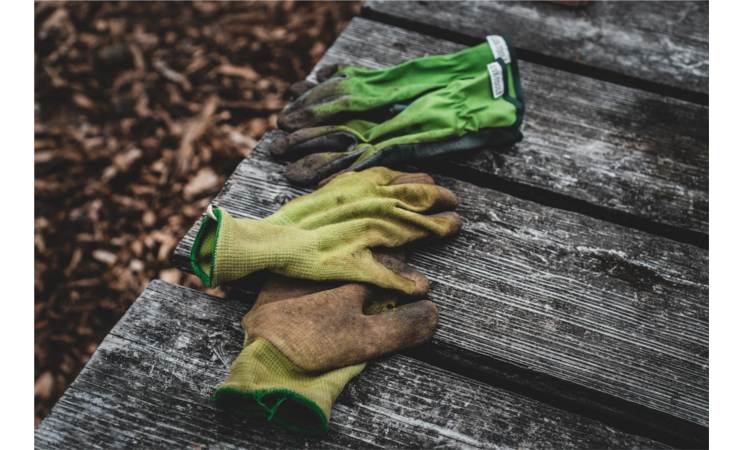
[487,62,505,99]
[487,35,511,64]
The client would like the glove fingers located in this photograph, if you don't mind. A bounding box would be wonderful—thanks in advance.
[244,284,374,371]
[376,209,463,241]
[255,275,342,309]
[380,183,459,213]
[284,149,366,187]
[326,166,404,188]
[365,299,439,355]
[316,64,345,82]
[278,80,349,131]
[269,127,360,159]
[244,284,437,372]
[320,167,437,189]
[371,251,429,294]
[388,172,436,186]
[371,247,407,263]
[340,247,428,295]
[425,211,464,238]
[288,80,316,99]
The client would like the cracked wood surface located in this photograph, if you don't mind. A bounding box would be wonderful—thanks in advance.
[172,133,708,446]
[363,1,709,98]
[310,17,709,240]
[34,281,668,449]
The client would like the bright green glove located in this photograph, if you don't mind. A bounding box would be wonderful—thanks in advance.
[271,59,523,186]
[190,167,461,295]
[278,35,519,131]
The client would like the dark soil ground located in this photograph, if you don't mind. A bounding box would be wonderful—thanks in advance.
[34,1,359,427]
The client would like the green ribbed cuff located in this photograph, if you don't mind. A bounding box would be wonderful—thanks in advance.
[213,337,365,436]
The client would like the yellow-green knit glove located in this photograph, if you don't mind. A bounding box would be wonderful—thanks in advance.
[190,168,461,295]
[214,337,365,436]
[214,253,438,436]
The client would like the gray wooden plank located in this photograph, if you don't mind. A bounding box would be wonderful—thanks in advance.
[172,133,708,446]
[34,280,668,450]
[309,17,708,242]
[363,1,709,100]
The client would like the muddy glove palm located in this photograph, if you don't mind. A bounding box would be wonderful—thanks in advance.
[279,35,518,131]
[190,168,461,294]
[214,255,439,436]
[272,59,523,186]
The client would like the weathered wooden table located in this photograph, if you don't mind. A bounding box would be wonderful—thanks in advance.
[36,2,708,449]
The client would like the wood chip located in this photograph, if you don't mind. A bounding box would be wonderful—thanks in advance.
[216,64,260,81]
[34,372,55,399]
[184,167,221,199]
[92,250,117,265]
[159,268,182,284]
[175,96,219,177]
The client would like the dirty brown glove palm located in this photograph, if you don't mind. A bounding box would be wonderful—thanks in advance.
[213,254,439,436]
[190,167,461,295]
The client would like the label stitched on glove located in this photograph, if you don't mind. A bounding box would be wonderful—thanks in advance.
[487,62,505,99]
[487,35,511,64]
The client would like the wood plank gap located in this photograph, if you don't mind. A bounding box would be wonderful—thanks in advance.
[401,344,707,449]
[415,159,708,249]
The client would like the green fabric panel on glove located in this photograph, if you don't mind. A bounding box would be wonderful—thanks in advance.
[278,35,519,131]
[272,57,524,186]
[278,41,496,131]
[190,167,462,294]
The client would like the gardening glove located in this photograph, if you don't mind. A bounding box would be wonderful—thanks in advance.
[279,35,518,131]
[213,251,439,436]
[271,58,524,186]
[190,167,461,294]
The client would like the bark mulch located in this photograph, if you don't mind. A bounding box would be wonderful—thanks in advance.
[34,1,360,427]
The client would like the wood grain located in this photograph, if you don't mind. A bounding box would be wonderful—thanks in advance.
[310,17,709,242]
[172,133,708,446]
[35,281,668,449]
[363,1,709,100]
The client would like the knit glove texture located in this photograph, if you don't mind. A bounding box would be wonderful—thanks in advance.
[271,36,523,186]
[278,35,517,131]
[190,167,461,294]
[214,253,438,436]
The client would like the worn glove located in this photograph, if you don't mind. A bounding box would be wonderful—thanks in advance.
[213,252,439,436]
[190,167,461,294]
[271,59,524,186]
[278,35,519,131]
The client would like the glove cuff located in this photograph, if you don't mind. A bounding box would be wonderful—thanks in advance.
[190,208,317,287]
[191,207,230,286]
[213,337,365,436]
